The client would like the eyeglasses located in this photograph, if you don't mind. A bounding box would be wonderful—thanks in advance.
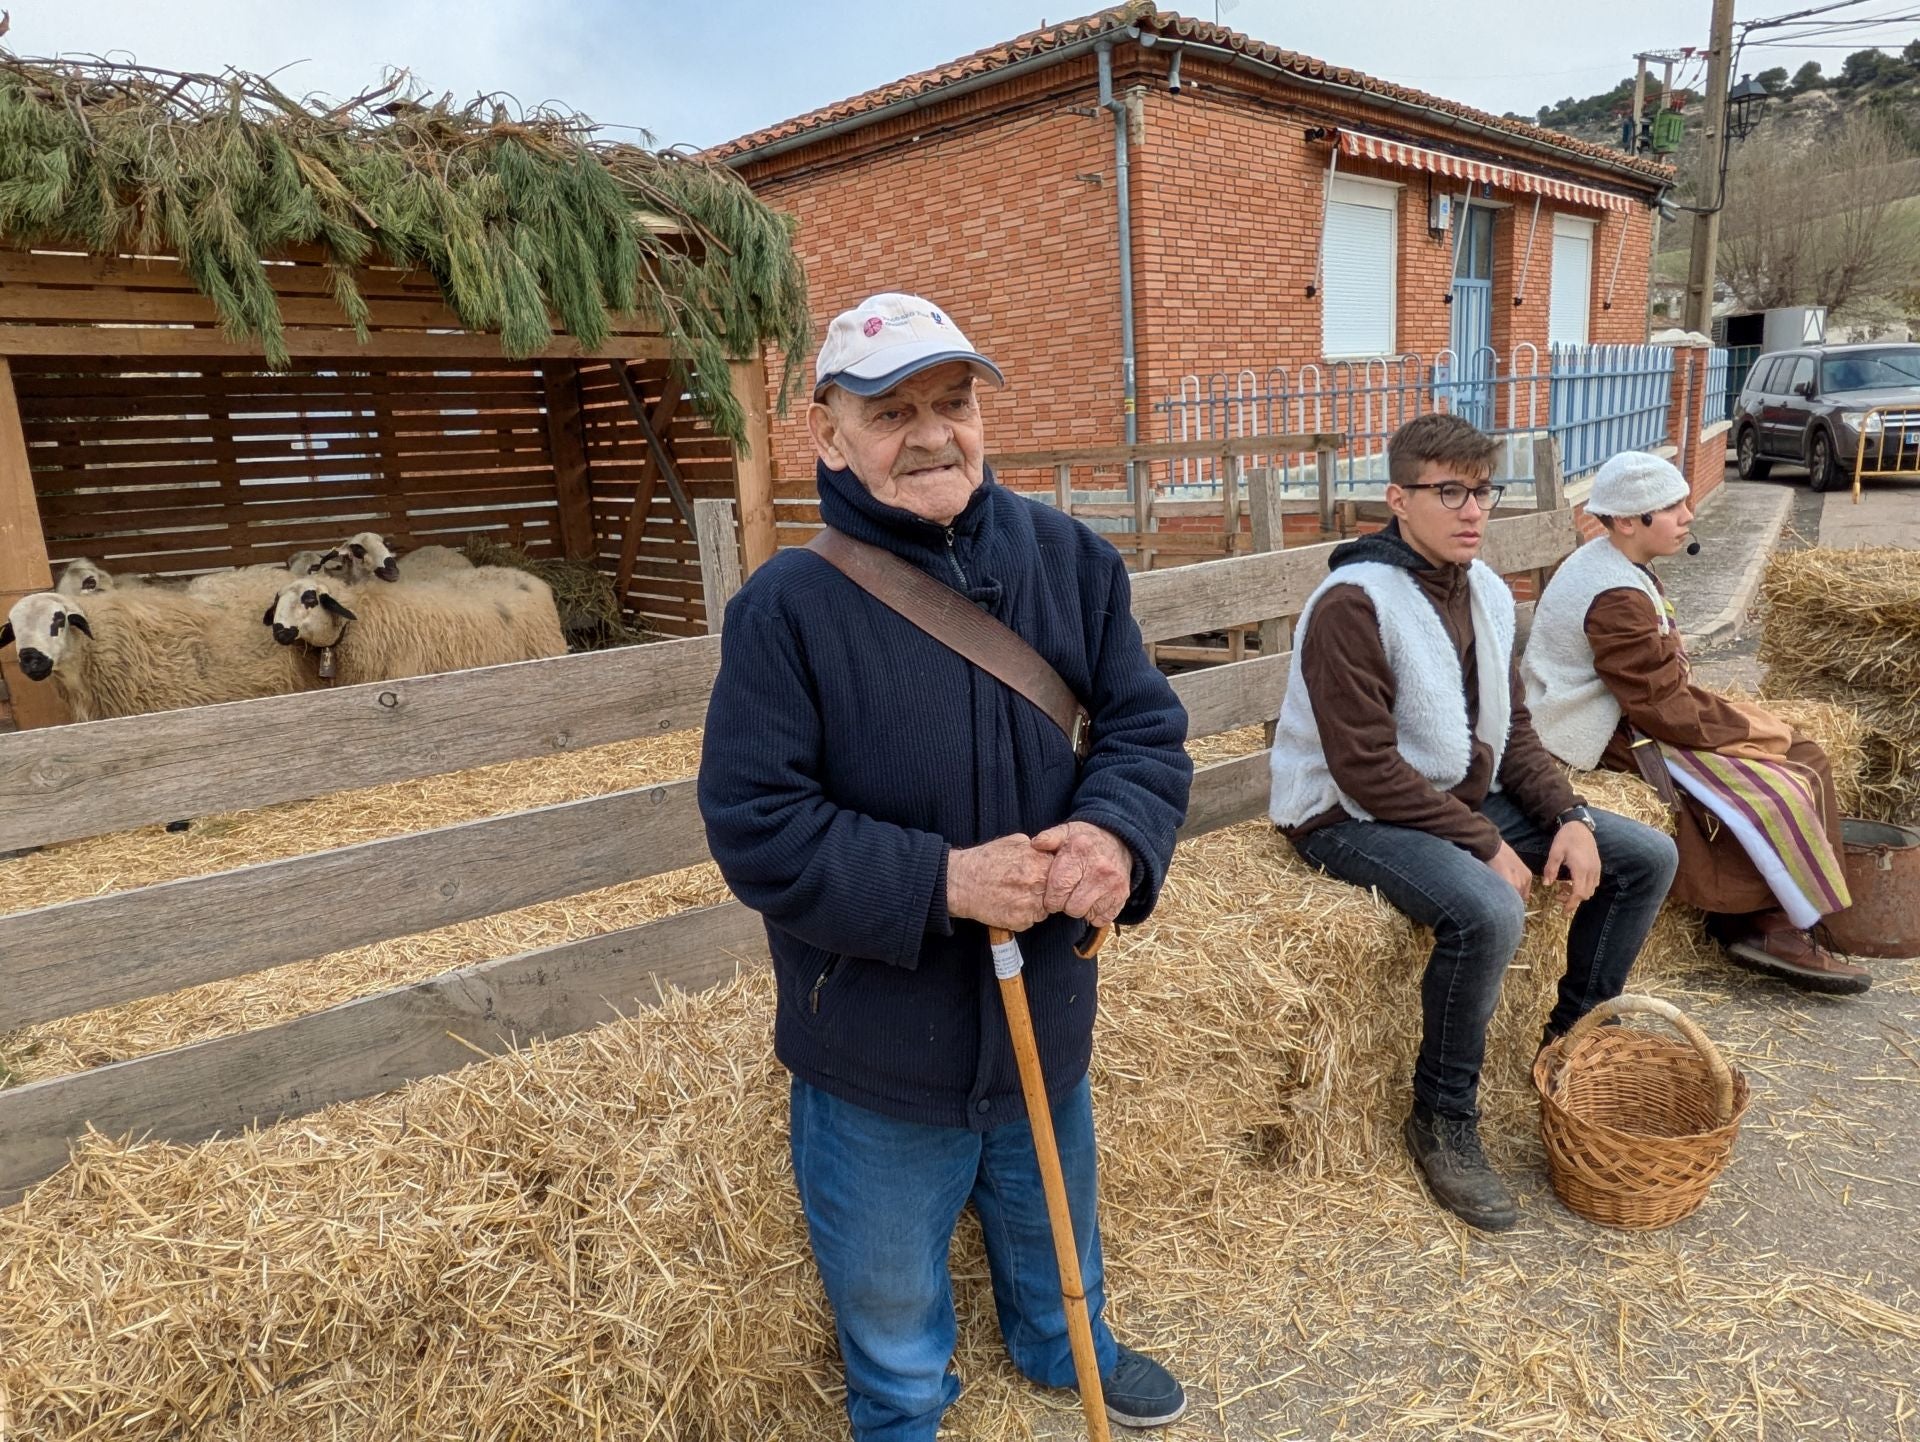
[1400,481,1505,511]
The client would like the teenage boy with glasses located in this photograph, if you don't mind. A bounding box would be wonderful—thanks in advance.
[1266,414,1678,1230]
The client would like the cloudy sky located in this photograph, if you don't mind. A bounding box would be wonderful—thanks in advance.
[12,1,1915,150]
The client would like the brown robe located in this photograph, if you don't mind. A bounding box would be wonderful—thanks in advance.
[1584,584,1843,917]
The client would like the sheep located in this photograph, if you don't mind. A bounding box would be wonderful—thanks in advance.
[264,570,567,684]
[397,544,474,579]
[3,588,320,722]
[55,558,118,596]
[317,532,400,585]
[186,562,299,606]
[288,549,329,576]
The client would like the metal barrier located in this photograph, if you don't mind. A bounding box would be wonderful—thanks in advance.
[1155,344,1674,499]
[1851,403,1920,502]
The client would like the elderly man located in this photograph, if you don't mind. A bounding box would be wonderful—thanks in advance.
[698,293,1193,1440]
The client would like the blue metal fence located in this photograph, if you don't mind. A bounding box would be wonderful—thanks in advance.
[1548,345,1677,479]
[1704,347,1730,427]
[1154,344,1677,498]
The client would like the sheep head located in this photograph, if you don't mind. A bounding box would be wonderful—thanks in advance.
[287,549,327,576]
[56,558,114,596]
[2,593,93,682]
[319,532,399,585]
[266,579,359,649]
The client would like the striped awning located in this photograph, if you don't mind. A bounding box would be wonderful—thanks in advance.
[1333,129,1638,214]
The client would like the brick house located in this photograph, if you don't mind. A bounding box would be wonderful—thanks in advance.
[712,3,1716,515]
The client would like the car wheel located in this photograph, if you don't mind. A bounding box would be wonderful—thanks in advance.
[1808,429,1842,493]
[1736,426,1772,480]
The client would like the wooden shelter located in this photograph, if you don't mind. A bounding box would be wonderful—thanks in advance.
[0,55,808,731]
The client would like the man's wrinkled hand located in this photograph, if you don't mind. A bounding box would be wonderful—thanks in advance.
[946,833,1054,932]
[1031,821,1133,931]
[1544,822,1603,916]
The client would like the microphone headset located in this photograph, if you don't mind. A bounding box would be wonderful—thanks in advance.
[1642,511,1703,556]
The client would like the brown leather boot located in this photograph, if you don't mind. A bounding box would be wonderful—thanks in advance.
[1725,911,1870,995]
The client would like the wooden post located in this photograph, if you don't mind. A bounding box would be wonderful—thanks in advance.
[1247,464,1289,656]
[727,356,776,575]
[1530,432,1569,596]
[1315,445,1338,536]
[540,362,597,561]
[1224,454,1246,660]
[1247,463,1288,743]
[0,358,66,729]
[1054,462,1072,517]
[1132,457,1154,573]
[694,498,744,635]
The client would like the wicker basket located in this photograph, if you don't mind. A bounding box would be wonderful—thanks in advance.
[1532,994,1751,1230]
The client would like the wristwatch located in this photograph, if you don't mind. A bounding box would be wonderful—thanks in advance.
[1556,804,1598,835]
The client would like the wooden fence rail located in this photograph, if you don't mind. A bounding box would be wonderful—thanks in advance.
[0,469,1582,1201]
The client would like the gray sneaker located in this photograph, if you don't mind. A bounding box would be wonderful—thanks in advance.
[1102,1345,1188,1428]
[1404,1102,1518,1232]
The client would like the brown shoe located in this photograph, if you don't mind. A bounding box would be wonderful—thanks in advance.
[1725,914,1871,995]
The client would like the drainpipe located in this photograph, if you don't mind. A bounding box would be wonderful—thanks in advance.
[1097,41,1139,469]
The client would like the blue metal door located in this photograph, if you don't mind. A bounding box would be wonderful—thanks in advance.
[1449,205,1496,429]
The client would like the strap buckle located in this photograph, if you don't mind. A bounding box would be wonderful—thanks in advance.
[1070,708,1091,761]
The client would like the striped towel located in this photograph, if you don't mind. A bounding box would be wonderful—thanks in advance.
[1662,744,1851,930]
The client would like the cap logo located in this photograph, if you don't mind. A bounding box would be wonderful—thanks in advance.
[931,311,946,326]
[862,317,884,338]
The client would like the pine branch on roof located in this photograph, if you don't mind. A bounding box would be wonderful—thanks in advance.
[0,53,811,442]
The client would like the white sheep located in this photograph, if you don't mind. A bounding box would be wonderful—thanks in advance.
[3,588,320,721]
[186,562,297,606]
[265,571,567,684]
[318,532,401,586]
[397,544,474,580]
[288,549,329,576]
[55,558,120,596]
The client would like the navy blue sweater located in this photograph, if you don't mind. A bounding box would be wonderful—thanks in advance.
[698,461,1191,1130]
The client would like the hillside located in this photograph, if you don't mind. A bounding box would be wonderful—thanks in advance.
[1521,61,1920,190]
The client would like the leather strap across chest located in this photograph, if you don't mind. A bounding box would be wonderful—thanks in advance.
[806,527,1091,761]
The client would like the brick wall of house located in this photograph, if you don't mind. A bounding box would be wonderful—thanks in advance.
[737,51,1668,501]
[744,57,1123,495]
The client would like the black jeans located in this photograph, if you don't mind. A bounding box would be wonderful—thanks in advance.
[1293,793,1678,1118]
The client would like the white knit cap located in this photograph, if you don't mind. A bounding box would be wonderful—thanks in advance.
[1585,450,1691,518]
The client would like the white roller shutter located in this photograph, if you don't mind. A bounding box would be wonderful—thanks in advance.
[1322,178,1398,358]
[1549,215,1594,347]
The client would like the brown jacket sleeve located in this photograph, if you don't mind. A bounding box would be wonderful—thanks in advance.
[1584,588,1753,750]
[1301,586,1504,860]
[1498,657,1583,825]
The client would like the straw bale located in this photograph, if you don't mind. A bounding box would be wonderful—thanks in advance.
[3,707,1913,1438]
[1759,546,1920,822]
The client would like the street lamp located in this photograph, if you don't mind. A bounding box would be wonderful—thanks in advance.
[1727,74,1772,142]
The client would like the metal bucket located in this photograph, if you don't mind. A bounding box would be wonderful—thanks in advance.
[1826,819,1920,960]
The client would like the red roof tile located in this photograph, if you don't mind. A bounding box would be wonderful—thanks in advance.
[707,3,1671,188]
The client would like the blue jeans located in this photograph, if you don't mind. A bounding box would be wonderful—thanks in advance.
[1293,793,1678,1117]
[789,1074,1118,1442]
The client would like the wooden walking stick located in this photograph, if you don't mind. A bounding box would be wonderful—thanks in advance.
[988,923,1115,1442]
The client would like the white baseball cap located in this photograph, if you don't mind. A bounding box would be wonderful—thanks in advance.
[813,292,1006,400]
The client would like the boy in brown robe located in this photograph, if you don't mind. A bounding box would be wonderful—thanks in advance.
[1525,452,1868,994]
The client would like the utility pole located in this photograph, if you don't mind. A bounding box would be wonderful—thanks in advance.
[1629,56,1649,153]
[1683,0,1736,335]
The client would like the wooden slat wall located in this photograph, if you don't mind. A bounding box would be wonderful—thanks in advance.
[0,247,671,360]
[18,360,566,577]
[578,360,744,637]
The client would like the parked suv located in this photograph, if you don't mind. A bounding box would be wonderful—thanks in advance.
[1732,342,1920,492]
